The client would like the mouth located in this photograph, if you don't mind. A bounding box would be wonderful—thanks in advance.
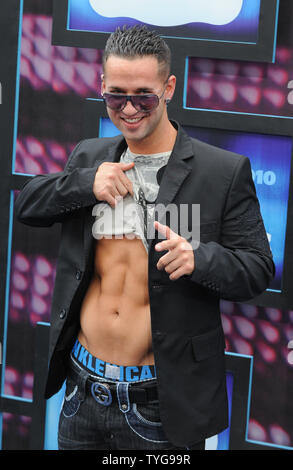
[120,115,148,129]
[123,117,143,123]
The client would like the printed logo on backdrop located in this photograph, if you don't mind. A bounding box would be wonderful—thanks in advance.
[88,0,244,27]
[68,0,261,43]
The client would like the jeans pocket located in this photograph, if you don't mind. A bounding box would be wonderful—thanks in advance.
[125,401,168,443]
[62,378,81,418]
[134,400,162,423]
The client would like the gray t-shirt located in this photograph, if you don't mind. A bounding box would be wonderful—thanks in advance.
[92,148,171,252]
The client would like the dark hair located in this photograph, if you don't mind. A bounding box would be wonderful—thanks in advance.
[103,25,171,78]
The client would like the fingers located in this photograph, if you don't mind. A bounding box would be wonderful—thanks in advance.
[119,170,134,196]
[118,162,135,170]
[154,221,179,252]
[155,238,178,251]
[157,250,179,272]
[154,221,195,279]
[93,161,134,205]
[157,244,195,279]
[154,220,178,240]
[119,162,135,196]
[168,266,189,281]
[115,178,131,199]
[105,192,120,208]
[156,243,185,271]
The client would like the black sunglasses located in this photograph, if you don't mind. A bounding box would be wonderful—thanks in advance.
[102,87,167,112]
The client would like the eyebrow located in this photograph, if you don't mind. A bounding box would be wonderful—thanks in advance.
[108,86,154,94]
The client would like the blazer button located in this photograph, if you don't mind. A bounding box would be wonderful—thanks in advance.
[154,330,164,341]
[152,283,162,289]
[154,330,162,337]
[75,270,82,280]
[59,309,67,319]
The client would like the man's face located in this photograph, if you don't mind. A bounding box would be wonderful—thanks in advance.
[101,55,175,150]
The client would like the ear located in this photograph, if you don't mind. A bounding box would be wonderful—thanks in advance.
[101,73,105,95]
[165,74,176,102]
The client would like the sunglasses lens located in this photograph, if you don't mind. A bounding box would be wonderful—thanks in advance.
[132,95,159,111]
[103,94,126,110]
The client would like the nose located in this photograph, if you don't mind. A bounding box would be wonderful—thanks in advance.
[121,98,138,115]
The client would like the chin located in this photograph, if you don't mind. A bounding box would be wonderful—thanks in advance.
[119,125,148,141]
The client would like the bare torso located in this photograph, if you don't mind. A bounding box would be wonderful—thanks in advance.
[78,236,154,366]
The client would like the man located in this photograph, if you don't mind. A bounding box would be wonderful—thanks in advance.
[15,26,274,450]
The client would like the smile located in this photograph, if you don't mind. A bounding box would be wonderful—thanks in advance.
[123,117,143,123]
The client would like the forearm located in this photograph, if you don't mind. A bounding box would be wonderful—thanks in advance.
[15,165,100,227]
[190,241,274,301]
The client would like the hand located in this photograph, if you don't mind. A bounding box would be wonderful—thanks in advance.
[93,161,134,208]
[154,221,195,280]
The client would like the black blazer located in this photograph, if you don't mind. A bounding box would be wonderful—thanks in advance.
[15,122,274,447]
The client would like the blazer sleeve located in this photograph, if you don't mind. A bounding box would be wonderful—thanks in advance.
[15,141,103,227]
[190,156,275,302]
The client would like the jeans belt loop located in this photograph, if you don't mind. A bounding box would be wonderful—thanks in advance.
[76,368,88,402]
[117,382,130,413]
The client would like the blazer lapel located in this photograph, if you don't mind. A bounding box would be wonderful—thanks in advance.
[154,126,194,223]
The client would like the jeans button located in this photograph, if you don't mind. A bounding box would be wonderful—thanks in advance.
[121,404,127,411]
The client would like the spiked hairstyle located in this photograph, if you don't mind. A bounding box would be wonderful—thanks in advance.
[103,25,171,79]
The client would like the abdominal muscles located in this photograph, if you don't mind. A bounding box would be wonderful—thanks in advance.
[78,237,154,366]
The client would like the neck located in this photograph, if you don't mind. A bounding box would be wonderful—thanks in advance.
[126,119,177,155]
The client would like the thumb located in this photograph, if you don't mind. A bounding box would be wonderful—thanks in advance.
[119,162,135,171]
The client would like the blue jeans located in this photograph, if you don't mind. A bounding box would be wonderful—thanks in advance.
[58,356,205,450]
